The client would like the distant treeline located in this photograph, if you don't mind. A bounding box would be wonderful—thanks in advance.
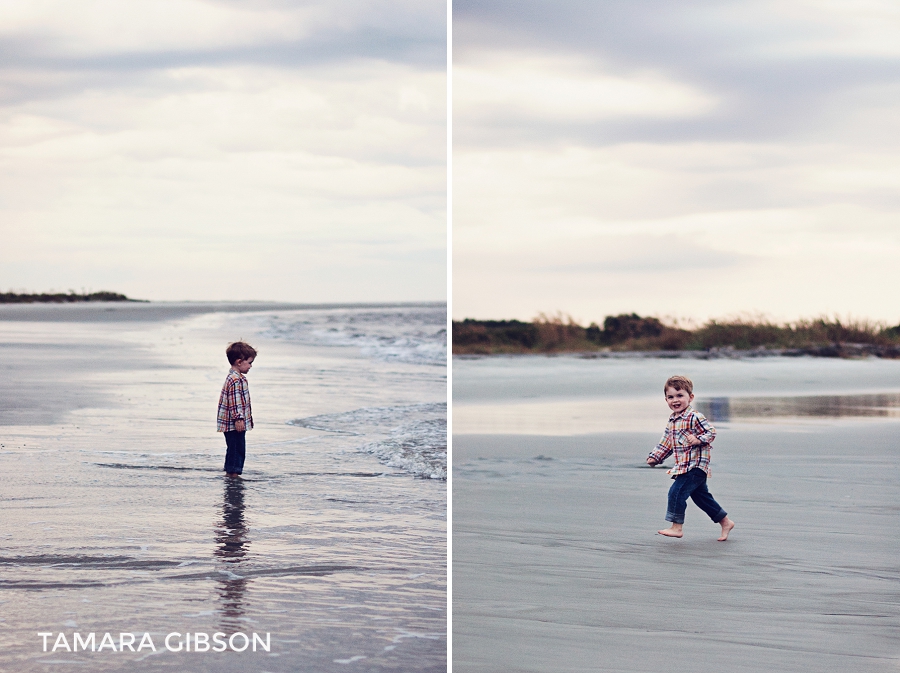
[453,313,900,357]
[0,291,138,304]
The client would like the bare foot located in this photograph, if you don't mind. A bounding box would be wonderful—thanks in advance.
[717,517,735,541]
[657,526,683,538]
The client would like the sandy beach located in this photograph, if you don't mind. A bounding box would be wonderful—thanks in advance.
[1,302,447,672]
[453,356,900,672]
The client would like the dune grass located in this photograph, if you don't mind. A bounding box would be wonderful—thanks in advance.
[453,313,900,356]
[689,317,895,350]
[0,291,137,304]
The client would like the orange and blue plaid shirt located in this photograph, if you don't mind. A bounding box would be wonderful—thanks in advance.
[647,406,716,476]
[217,369,253,432]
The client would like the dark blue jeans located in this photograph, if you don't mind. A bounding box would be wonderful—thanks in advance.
[223,430,246,475]
[666,467,727,524]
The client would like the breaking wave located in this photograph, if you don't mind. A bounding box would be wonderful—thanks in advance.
[261,305,446,366]
[289,403,447,480]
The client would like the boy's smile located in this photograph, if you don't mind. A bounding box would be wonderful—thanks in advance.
[665,386,693,414]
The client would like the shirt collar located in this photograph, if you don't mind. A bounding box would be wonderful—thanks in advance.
[669,405,693,421]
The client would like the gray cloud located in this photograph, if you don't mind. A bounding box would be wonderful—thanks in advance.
[3,31,445,72]
[1,2,445,106]
[454,0,900,147]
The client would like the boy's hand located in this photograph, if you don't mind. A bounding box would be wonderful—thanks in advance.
[646,458,658,466]
[234,419,245,432]
[684,433,701,446]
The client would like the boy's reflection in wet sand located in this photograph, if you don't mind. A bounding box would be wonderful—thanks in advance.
[214,478,250,628]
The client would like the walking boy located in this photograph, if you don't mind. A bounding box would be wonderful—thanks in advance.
[646,375,735,541]
[217,341,256,478]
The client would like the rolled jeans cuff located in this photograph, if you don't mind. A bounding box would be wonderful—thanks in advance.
[665,511,685,524]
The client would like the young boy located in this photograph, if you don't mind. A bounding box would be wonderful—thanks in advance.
[646,375,735,541]
[217,341,256,478]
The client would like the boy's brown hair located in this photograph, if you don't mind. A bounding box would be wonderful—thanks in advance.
[226,341,257,365]
[664,375,693,395]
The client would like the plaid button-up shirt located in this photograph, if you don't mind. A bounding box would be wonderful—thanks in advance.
[217,369,253,432]
[647,406,716,476]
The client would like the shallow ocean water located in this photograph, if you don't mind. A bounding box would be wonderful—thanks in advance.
[453,354,900,435]
[1,302,447,672]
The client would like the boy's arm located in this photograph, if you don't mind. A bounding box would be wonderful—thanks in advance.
[226,378,245,426]
[235,378,250,431]
[691,413,716,445]
[647,430,672,465]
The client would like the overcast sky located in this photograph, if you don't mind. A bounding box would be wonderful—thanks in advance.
[0,0,446,302]
[453,0,900,325]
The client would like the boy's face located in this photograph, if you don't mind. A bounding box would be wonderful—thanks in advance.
[665,386,693,414]
[233,357,254,374]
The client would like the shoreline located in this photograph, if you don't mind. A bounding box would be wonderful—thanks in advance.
[0,300,446,322]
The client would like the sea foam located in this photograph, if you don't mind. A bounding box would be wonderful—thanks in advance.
[289,403,447,479]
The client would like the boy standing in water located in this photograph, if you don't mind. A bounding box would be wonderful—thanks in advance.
[217,341,256,478]
[646,375,735,541]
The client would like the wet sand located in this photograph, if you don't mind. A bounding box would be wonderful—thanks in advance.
[1,303,446,672]
[453,427,900,672]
